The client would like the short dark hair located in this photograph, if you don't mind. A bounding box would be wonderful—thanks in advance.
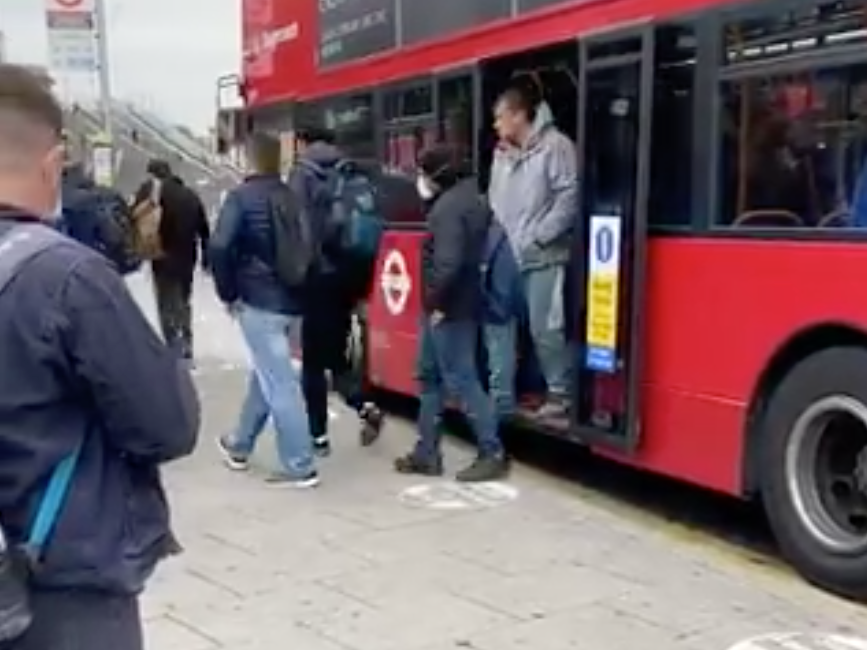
[246,131,282,174]
[295,124,336,146]
[0,64,63,153]
[418,143,466,189]
[496,85,538,122]
[147,158,172,179]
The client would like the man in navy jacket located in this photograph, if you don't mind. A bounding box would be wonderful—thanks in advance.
[0,64,199,650]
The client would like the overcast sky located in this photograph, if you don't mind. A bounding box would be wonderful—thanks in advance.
[1,0,241,130]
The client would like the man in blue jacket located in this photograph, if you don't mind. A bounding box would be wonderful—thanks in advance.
[0,64,199,649]
[210,132,318,488]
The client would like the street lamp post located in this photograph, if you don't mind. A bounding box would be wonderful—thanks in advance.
[93,0,113,144]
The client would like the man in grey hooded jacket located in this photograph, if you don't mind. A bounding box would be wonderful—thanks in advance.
[488,87,578,416]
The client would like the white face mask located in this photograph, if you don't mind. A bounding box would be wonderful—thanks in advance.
[416,176,435,200]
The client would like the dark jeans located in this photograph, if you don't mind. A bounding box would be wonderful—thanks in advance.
[4,590,142,650]
[152,263,193,358]
[415,318,503,460]
[301,272,367,440]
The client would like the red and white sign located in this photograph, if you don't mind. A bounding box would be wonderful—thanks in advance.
[46,0,95,11]
[380,250,412,316]
[45,0,96,73]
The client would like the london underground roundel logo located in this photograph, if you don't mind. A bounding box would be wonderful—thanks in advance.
[380,250,411,316]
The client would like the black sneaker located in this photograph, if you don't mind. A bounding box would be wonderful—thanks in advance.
[313,435,331,457]
[359,404,384,447]
[455,455,510,482]
[216,436,249,471]
[394,452,444,476]
[265,470,320,489]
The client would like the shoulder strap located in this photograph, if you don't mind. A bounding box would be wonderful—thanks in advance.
[0,224,66,296]
[150,179,162,204]
[0,224,83,559]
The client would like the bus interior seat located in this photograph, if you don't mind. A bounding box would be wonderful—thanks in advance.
[817,208,849,228]
[732,209,803,228]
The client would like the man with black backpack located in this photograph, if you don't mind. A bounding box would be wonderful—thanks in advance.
[289,126,385,457]
[58,158,141,275]
[210,132,319,488]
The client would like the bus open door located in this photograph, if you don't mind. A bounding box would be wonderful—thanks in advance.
[571,26,654,453]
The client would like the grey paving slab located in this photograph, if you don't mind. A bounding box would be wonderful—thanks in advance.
[130,277,867,650]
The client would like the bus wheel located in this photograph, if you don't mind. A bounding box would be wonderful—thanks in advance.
[761,346,867,600]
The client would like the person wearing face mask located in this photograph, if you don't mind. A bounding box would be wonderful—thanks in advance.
[394,144,509,482]
[0,64,198,649]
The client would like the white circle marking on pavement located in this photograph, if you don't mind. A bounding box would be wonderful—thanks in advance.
[399,482,518,510]
[728,633,867,650]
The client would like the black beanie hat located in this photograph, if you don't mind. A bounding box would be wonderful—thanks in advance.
[418,144,461,189]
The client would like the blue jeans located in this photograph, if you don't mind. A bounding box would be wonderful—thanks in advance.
[415,319,503,460]
[484,321,517,420]
[524,264,571,397]
[230,304,314,477]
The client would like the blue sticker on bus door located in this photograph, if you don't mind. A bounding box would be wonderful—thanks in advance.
[585,215,623,373]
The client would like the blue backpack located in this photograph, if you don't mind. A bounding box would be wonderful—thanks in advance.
[327,161,384,260]
[480,222,523,324]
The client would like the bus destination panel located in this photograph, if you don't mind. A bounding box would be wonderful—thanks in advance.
[318,0,397,67]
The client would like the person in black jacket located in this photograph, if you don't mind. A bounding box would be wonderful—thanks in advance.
[0,64,198,650]
[134,160,210,361]
[394,145,509,482]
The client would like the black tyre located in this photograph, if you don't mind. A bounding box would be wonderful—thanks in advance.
[760,346,867,600]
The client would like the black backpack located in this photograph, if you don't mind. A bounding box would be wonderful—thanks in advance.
[95,189,142,275]
[267,184,316,287]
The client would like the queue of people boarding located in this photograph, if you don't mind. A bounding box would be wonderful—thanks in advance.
[0,61,575,648]
[211,80,575,486]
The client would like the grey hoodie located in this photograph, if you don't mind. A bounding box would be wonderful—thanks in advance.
[488,106,578,270]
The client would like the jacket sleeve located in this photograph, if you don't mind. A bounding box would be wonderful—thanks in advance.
[534,134,579,247]
[425,205,465,314]
[209,189,242,304]
[63,256,199,463]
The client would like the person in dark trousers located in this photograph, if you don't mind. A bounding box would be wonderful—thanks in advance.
[289,127,384,457]
[134,160,210,361]
[211,132,318,488]
[395,144,509,482]
[0,64,199,650]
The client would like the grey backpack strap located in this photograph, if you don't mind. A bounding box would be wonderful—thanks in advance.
[0,224,65,297]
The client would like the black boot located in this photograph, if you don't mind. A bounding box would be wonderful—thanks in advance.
[455,455,510,482]
[394,452,443,476]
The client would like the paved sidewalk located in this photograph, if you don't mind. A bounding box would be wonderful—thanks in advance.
[127,271,867,650]
[142,367,866,650]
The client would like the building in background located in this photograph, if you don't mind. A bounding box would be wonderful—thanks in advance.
[0,31,6,63]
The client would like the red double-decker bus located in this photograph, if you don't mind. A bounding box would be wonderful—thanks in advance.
[238,0,867,599]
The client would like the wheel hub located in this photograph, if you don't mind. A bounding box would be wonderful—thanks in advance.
[785,395,867,554]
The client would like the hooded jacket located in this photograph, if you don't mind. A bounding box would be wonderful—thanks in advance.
[59,164,127,262]
[287,141,347,275]
[488,104,578,271]
[422,177,491,320]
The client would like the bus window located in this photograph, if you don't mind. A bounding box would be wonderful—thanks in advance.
[382,82,437,176]
[649,25,696,228]
[717,1,867,229]
[437,75,475,173]
[306,93,376,160]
